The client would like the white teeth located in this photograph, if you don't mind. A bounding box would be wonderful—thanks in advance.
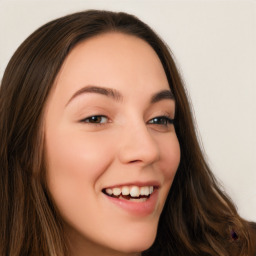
[105,188,113,195]
[112,188,121,196]
[121,186,130,195]
[105,185,155,197]
[140,186,149,196]
[130,186,140,197]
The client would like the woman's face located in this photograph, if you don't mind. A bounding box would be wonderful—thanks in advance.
[44,32,180,255]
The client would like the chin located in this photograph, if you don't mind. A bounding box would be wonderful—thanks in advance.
[107,224,157,254]
[114,239,155,254]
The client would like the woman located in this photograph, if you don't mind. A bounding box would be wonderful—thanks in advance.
[0,10,255,256]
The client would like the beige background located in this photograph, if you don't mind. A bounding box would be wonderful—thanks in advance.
[0,0,255,221]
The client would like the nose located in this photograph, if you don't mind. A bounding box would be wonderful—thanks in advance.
[117,121,160,166]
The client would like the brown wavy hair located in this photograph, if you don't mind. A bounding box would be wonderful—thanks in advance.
[0,10,253,256]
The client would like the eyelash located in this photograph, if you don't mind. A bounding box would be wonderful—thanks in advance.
[80,115,174,126]
[147,116,174,126]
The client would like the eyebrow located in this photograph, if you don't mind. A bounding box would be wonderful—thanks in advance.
[66,85,174,106]
[151,89,174,103]
[66,85,123,106]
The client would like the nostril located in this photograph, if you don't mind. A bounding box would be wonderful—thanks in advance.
[129,160,140,163]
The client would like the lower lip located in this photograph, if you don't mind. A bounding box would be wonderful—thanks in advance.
[103,189,159,217]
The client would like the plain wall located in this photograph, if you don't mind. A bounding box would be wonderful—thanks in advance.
[0,0,255,221]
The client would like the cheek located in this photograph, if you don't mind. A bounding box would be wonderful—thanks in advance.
[44,128,120,245]
[160,133,180,177]
[47,127,112,173]
[157,133,180,197]
[45,128,114,208]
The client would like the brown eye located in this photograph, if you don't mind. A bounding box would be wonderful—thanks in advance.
[81,115,108,124]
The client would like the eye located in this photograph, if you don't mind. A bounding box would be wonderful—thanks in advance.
[80,115,108,124]
[147,116,174,126]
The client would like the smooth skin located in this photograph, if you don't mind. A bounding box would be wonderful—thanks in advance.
[44,32,180,256]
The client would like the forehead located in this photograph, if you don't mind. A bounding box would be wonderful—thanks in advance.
[52,32,170,100]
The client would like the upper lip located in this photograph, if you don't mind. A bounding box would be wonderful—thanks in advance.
[102,181,161,190]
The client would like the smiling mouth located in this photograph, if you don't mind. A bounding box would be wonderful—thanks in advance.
[102,185,157,202]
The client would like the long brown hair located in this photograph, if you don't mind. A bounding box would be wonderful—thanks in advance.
[0,10,253,256]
